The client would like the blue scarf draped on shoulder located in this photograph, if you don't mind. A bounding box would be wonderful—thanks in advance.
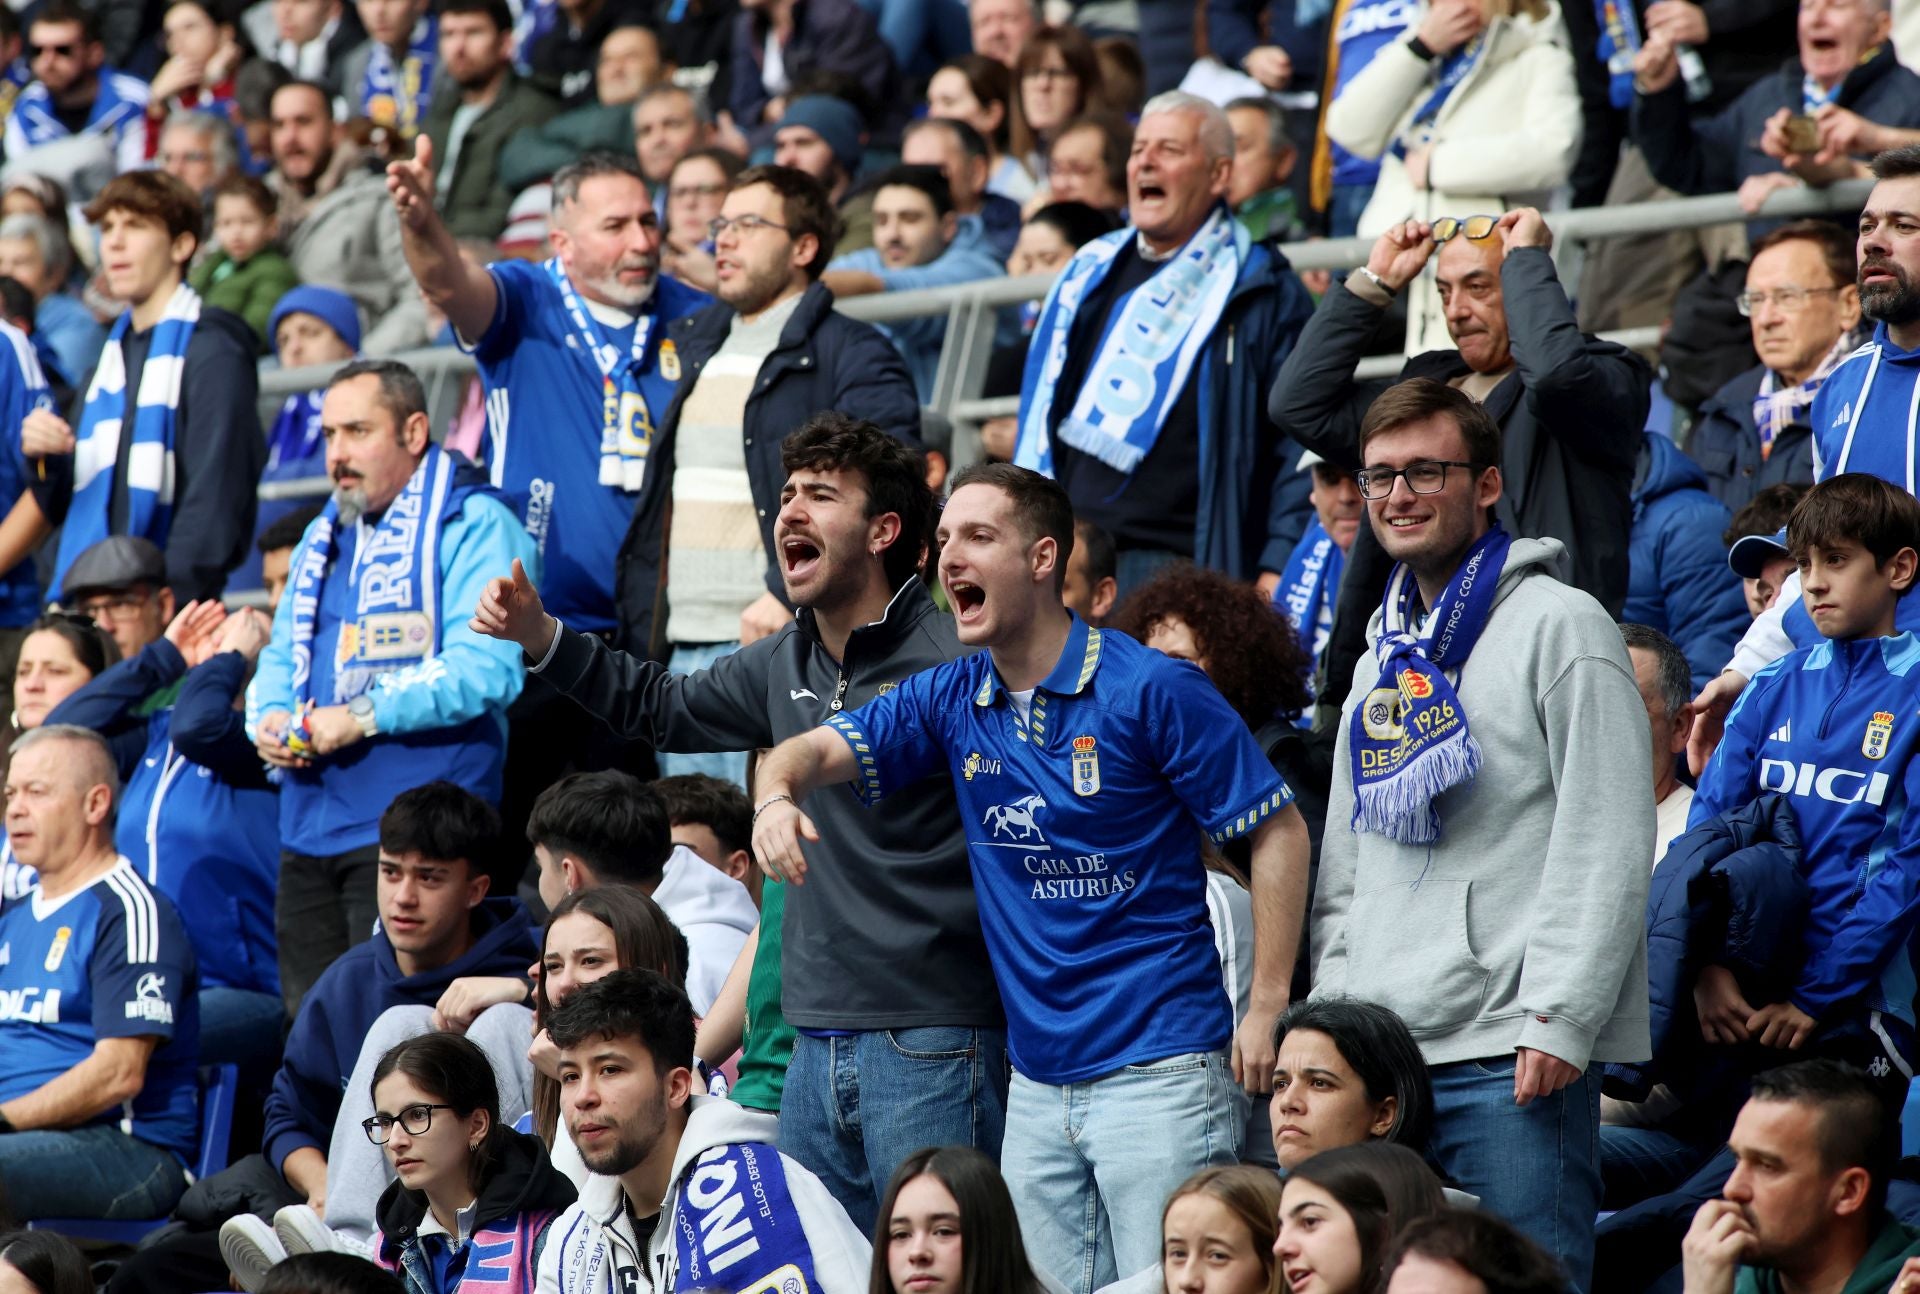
[1013,204,1243,478]
[1350,525,1510,844]
[671,1142,821,1293]
[1276,516,1345,724]
[360,17,437,134]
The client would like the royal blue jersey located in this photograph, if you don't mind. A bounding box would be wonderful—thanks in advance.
[0,858,200,1160]
[465,261,711,633]
[0,318,48,625]
[1328,0,1418,187]
[824,614,1293,1083]
[1694,632,1920,1026]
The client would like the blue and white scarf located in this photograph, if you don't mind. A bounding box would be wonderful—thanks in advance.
[548,257,658,492]
[360,17,436,134]
[1276,515,1345,723]
[11,65,146,148]
[266,390,325,478]
[671,1142,821,1293]
[1594,0,1644,109]
[1014,204,1243,476]
[53,284,201,591]
[1391,34,1485,159]
[288,442,454,710]
[1350,525,1510,844]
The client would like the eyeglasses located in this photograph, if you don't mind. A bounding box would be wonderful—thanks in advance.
[1432,215,1499,244]
[1735,286,1844,316]
[29,42,79,59]
[1022,66,1076,83]
[708,213,790,238]
[362,1104,456,1144]
[1352,460,1485,500]
[76,591,154,621]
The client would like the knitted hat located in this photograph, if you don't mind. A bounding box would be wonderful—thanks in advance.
[775,95,864,175]
[267,284,362,353]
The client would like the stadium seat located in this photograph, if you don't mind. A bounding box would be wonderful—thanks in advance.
[27,1063,240,1244]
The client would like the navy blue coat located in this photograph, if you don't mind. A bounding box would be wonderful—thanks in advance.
[1686,363,1818,511]
[1604,795,1807,1105]
[1627,432,1751,692]
[615,280,922,658]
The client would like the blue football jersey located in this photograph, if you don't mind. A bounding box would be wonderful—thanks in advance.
[0,859,200,1159]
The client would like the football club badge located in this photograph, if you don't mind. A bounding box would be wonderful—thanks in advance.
[44,925,70,972]
[659,338,681,381]
[1071,735,1100,796]
[1865,710,1895,760]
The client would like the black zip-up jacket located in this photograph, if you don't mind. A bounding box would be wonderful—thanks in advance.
[536,577,1002,1030]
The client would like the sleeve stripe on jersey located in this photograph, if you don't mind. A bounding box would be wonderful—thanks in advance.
[103,866,159,963]
[1209,789,1294,846]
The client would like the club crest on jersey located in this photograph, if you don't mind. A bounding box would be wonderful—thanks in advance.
[1865,710,1895,760]
[659,338,681,381]
[1071,735,1100,796]
[44,926,69,972]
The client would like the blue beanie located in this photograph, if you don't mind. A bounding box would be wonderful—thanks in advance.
[775,95,865,176]
[267,285,362,354]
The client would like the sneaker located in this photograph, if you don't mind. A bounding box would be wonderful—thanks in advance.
[219,1214,286,1294]
[274,1204,374,1261]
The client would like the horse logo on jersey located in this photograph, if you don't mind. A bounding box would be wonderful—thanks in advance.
[1071,736,1100,796]
[984,795,1047,843]
[43,926,69,972]
[1865,711,1895,760]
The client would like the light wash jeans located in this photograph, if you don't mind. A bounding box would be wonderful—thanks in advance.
[778,1026,1009,1235]
[321,1002,536,1244]
[662,641,749,789]
[1003,1051,1241,1294]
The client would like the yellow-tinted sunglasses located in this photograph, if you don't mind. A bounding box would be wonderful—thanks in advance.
[1432,214,1499,244]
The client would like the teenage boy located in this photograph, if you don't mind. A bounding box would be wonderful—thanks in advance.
[750,463,1310,1294]
[539,968,871,1293]
[1692,472,1920,1081]
[25,170,262,604]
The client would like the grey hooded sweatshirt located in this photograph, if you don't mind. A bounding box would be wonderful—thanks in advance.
[1311,537,1654,1071]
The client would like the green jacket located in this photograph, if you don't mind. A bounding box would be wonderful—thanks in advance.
[1737,1218,1920,1294]
[423,74,562,240]
[498,100,633,194]
[188,248,301,351]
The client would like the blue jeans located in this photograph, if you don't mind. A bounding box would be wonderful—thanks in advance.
[1113,549,1182,604]
[1003,1051,1241,1294]
[0,1123,187,1219]
[1428,1056,1602,1293]
[199,987,287,1083]
[1600,1123,1716,1210]
[778,1026,1009,1235]
[662,641,749,788]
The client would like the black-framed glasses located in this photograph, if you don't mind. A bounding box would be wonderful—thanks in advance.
[708,214,790,239]
[1735,286,1844,316]
[1432,214,1498,244]
[1353,460,1485,500]
[362,1104,456,1144]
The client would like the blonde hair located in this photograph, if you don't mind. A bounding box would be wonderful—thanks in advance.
[1159,1166,1282,1294]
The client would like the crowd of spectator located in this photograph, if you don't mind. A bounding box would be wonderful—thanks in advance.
[11,3,1920,1294]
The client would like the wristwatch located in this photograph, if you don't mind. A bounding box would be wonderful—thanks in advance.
[348,695,378,739]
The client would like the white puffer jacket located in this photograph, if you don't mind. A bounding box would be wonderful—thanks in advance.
[1327,1,1583,351]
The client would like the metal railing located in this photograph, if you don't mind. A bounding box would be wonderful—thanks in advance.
[251,177,1873,494]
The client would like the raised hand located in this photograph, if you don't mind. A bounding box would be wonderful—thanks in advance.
[1496,207,1553,252]
[386,135,438,232]
[164,599,229,668]
[1365,220,1437,294]
[214,607,273,663]
[1415,0,1482,55]
[470,558,555,658]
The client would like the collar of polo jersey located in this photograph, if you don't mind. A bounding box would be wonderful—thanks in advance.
[973,612,1103,706]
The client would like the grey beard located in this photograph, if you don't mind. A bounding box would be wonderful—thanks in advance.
[1865,280,1920,327]
[333,484,369,526]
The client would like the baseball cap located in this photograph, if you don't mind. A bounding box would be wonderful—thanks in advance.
[60,535,166,603]
[1728,526,1791,579]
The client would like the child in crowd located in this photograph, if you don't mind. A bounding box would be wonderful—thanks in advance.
[189,174,299,348]
[1693,472,1920,1088]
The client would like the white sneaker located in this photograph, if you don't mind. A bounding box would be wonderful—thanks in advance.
[273,1204,374,1261]
[219,1214,287,1294]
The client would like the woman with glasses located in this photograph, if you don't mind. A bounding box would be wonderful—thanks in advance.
[1010,26,1105,179]
[223,1032,577,1294]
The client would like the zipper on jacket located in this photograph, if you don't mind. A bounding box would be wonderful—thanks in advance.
[1816,646,1859,740]
[1226,325,1234,365]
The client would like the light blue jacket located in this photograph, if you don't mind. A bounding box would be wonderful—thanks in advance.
[829,214,1005,401]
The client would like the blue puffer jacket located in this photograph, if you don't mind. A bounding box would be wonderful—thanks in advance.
[1686,364,1817,512]
[1627,432,1752,692]
[1604,795,1807,1105]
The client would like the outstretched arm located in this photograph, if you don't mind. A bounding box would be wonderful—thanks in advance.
[387,135,499,342]
[749,728,862,886]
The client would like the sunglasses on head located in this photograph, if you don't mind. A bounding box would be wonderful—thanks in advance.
[1432,214,1499,244]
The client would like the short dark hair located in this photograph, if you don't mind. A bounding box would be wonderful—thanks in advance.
[653,774,751,861]
[370,1032,512,1188]
[1053,113,1132,205]
[378,781,499,872]
[733,164,841,279]
[1225,95,1290,158]
[438,0,513,32]
[545,966,696,1076]
[259,1254,407,1294]
[84,171,203,250]
[235,57,294,120]
[947,462,1075,592]
[781,412,936,591]
[270,77,331,118]
[1383,1210,1568,1294]
[259,502,324,555]
[872,163,954,219]
[1750,1059,1896,1216]
[1751,219,1856,291]
[1026,200,1122,251]
[0,1231,91,1294]
[29,0,100,43]
[670,146,745,187]
[526,770,673,887]
[1272,997,1434,1152]
[1360,376,1503,468]
[908,115,991,164]
[1073,518,1115,587]
[214,171,276,218]
[934,54,1012,150]
[1619,623,1690,718]
[1723,483,1808,547]
[1787,472,1920,573]
[1871,145,1920,180]
[329,358,427,427]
